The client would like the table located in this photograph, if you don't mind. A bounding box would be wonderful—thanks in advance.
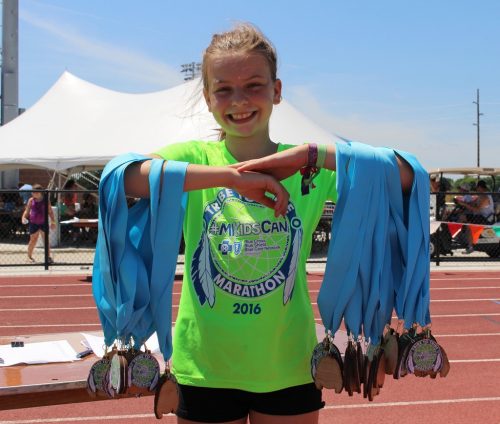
[0,332,157,410]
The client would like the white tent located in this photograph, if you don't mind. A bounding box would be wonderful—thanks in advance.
[0,72,339,172]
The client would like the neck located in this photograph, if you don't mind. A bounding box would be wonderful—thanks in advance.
[225,133,277,162]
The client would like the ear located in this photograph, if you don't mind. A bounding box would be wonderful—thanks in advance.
[273,79,282,105]
[203,88,212,112]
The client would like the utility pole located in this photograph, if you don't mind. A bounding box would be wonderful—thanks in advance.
[472,89,483,168]
[1,0,19,188]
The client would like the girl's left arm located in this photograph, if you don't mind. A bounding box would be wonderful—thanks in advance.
[235,144,414,193]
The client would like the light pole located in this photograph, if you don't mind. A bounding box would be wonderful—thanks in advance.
[472,89,483,167]
[181,62,202,81]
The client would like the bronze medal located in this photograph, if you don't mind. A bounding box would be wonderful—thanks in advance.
[154,371,179,419]
[383,329,398,375]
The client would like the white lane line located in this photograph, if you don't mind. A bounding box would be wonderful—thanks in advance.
[435,332,500,337]
[450,359,500,363]
[426,313,500,318]
[308,287,500,294]
[431,298,500,302]
[310,298,500,305]
[324,396,500,410]
[0,414,170,423]
[0,284,90,288]
[0,305,179,312]
[0,324,102,328]
[0,307,96,311]
[0,295,94,298]
[0,293,183,298]
[431,277,500,281]
[431,286,500,290]
[313,313,500,322]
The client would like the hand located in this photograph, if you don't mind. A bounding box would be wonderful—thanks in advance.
[233,144,309,181]
[22,217,29,225]
[230,170,289,217]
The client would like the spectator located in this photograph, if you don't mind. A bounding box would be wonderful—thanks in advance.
[21,184,56,263]
[61,179,78,220]
[455,180,494,253]
[18,182,32,205]
[79,193,97,218]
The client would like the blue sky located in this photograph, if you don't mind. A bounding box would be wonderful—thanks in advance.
[16,0,500,169]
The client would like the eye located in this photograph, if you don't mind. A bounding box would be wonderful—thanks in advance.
[247,83,263,91]
[214,86,231,94]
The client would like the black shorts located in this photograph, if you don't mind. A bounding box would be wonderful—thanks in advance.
[29,222,48,235]
[176,383,324,423]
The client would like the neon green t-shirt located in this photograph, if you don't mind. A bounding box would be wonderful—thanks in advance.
[156,140,337,392]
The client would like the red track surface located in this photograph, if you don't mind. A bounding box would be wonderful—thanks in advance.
[0,270,499,423]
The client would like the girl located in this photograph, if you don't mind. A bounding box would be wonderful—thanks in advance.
[22,184,56,263]
[125,23,413,424]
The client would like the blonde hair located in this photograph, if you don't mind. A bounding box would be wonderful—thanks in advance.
[202,23,278,92]
[202,23,278,140]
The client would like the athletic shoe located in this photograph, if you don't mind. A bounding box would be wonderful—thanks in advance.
[464,246,474,254]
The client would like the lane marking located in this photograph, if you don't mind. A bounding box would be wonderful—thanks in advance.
[0,414,167,423]
[311,299,500,306]
[308,287,500,294]
[0,295,94,298]
[435,332,500,337]
[324,396,500,410]
[0,306,178,312]
[449,359,500,363]
[431,277,500,281]
[313,313,500,322]
[0,324,102,328]
[0,284,90,288]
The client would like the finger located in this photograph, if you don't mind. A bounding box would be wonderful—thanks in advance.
[256,194,277,211]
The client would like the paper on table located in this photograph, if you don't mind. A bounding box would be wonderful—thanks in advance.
[81,332,161,358]
[0,340,79,367]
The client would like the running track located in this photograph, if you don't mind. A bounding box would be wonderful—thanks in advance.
[0,270,499,424]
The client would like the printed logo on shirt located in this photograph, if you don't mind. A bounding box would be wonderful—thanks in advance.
[191,188,302,308]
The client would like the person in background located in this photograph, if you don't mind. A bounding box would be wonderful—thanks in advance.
[79,193,98,218]
[61,179,78,220]
[455,180,495,253]
[18,182,32,205]
[21,184,56,263]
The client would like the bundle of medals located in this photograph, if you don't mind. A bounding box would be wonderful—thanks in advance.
[311,324,450,401]
[86,341,179,418]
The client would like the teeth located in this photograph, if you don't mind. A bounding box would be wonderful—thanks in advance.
[232,112,253,120]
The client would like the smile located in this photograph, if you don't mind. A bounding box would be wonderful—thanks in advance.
[228,111,257,123]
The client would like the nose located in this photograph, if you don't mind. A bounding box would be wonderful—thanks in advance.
[231,88,248,107]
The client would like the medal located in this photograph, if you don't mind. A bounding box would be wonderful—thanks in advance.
[154,369,179,419]
[311,336,343,393]
[128,351,160,393]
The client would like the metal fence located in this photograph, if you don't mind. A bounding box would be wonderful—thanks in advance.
[0,189,97,269]
[3,189,498,269]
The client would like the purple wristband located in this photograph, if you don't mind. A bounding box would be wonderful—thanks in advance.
[308,143,318,168]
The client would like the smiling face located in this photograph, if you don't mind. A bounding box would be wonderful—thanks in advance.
[203,52,282,144]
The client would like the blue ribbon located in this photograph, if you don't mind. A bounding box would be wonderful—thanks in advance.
[318,141,430,345]
[92,153,187,360]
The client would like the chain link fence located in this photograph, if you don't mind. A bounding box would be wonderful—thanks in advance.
[3,189,498,269]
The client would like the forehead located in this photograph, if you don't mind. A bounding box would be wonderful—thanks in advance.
[205,52,271,85]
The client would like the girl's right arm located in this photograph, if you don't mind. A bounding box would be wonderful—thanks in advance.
[124,157,289,217]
